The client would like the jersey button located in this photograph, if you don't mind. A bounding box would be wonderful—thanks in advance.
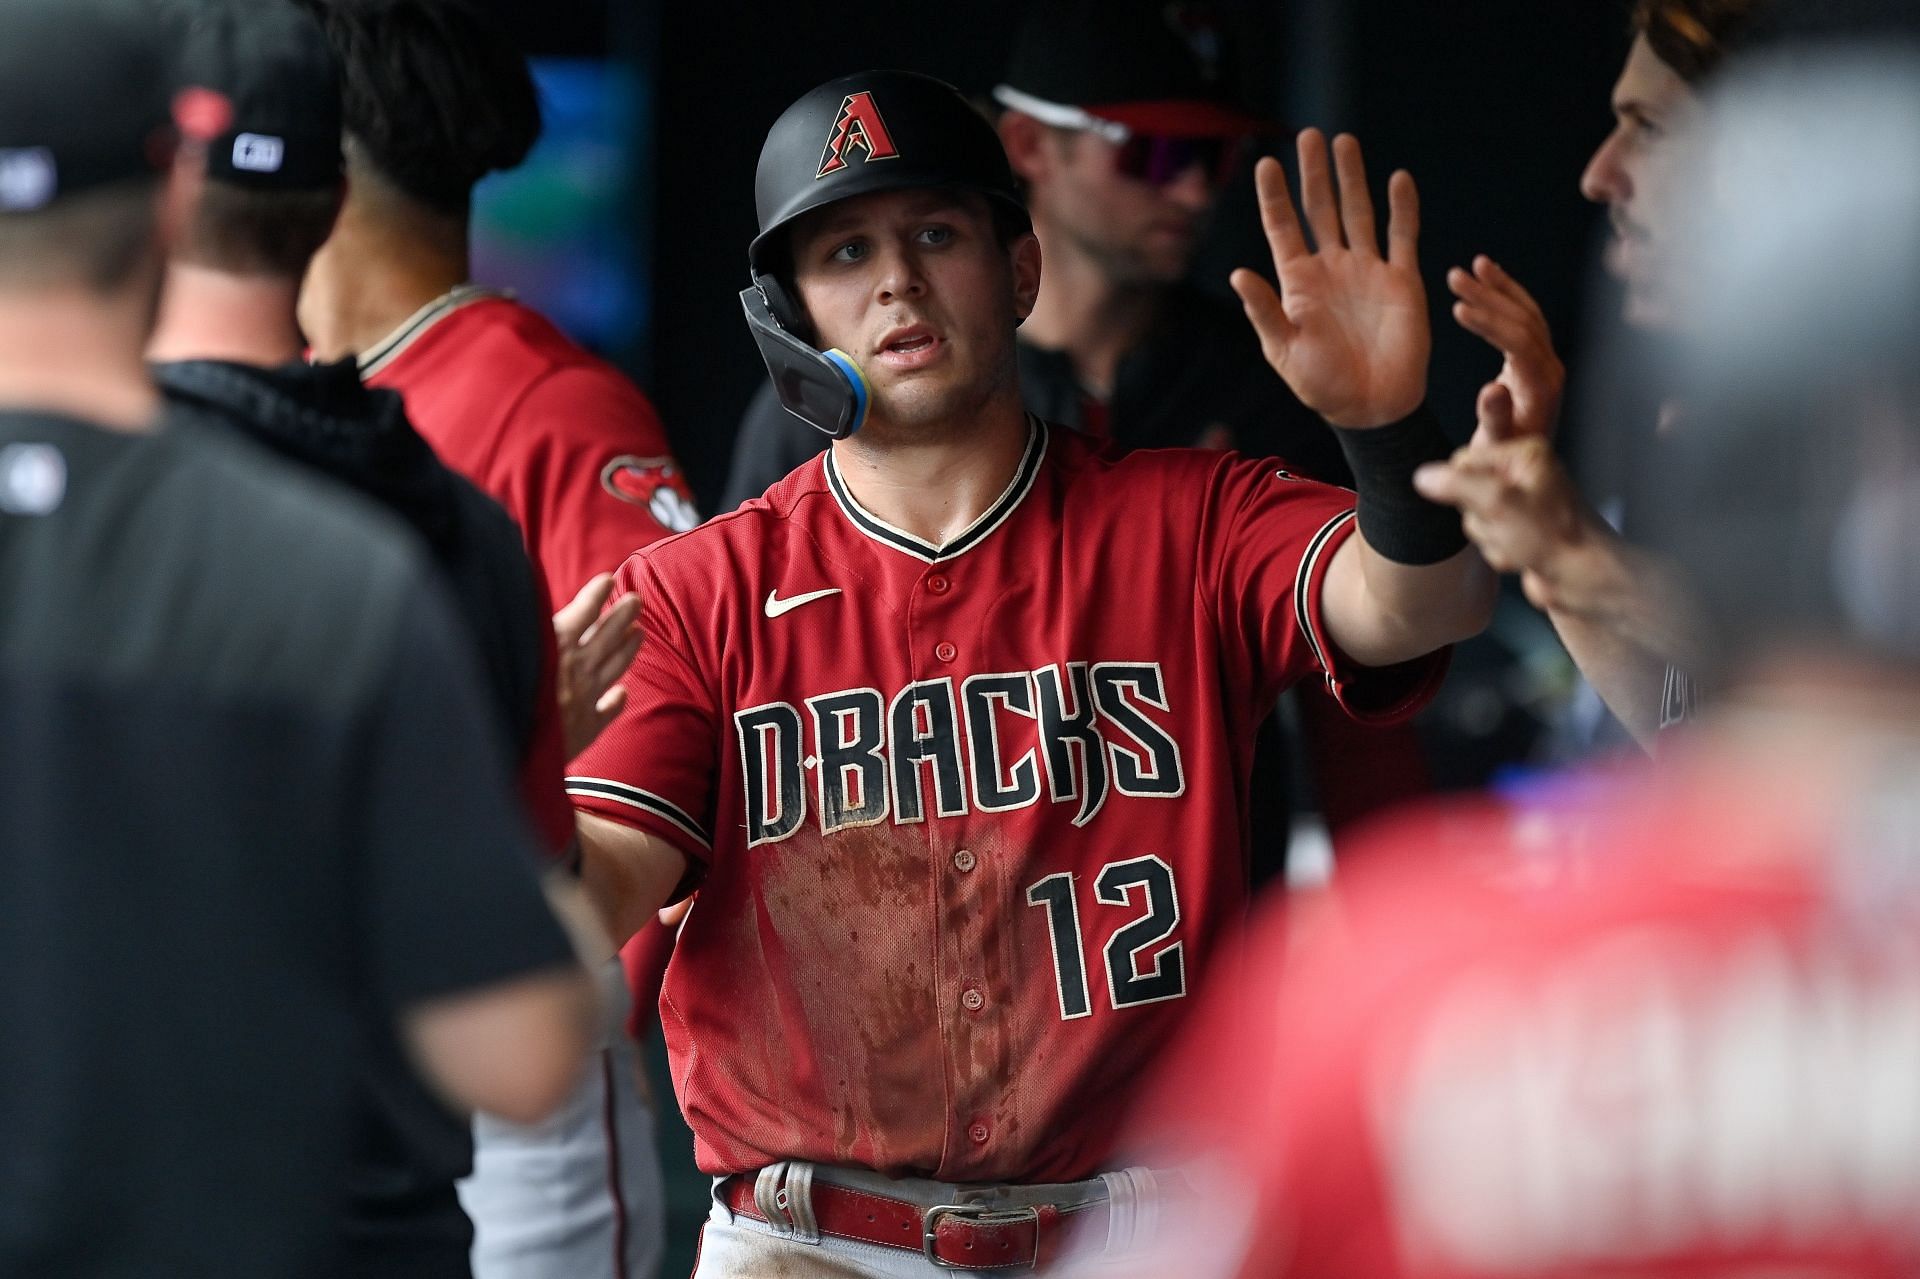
[927,573,951,595]
[952,848,976,873]
[961,986,985,1012]
[968,1122,990,1144]
[934,641,957,663]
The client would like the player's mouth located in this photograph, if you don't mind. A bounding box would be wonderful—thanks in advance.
[874,324,944,370]
[1602,211,1650,279]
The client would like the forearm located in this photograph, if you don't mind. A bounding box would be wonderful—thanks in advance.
[1324,536,1496,667]
[542,867,620,969]
[1531,522,1706,667]
[1542,602,1668,751]
[575,812,690,953]
[1524,525,1706,753]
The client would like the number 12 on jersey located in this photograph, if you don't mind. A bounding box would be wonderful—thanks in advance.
[1026,856,1186,1020]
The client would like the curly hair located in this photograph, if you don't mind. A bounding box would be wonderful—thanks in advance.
[294,0,540,215]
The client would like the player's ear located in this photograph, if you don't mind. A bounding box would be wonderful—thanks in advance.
[1009,230,1041,324]
[997,110,1050,186]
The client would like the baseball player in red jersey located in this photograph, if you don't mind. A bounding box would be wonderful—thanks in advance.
[568,71,1493,1273]
[1074,45,1920,1279]
[352,290,698,599]
[294,5,681,1277]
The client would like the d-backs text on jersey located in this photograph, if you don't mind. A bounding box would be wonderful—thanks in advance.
[736,660,1185,846]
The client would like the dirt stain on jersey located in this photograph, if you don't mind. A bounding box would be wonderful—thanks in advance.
[758,823,950,1174]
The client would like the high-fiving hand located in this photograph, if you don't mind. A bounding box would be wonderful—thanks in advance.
[1231,130,1430,430]
[1447,254,1565,442]
[555,573,643,760]
[1413,384,1597,611]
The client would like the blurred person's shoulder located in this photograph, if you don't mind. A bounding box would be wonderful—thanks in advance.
[10,405,443,703]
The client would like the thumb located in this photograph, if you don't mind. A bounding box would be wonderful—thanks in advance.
[1230,268,1299,372]
[1471,381,1518,447]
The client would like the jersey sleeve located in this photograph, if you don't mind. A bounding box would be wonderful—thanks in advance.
[499,366,702,599]
[354,574,576,1011]
[564,552,718,873]
[1202,455,1447,724]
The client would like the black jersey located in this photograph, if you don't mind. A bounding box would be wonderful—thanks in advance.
[0,409,573,1278]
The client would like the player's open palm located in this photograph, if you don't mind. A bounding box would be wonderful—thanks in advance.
[1231,130,1430,429]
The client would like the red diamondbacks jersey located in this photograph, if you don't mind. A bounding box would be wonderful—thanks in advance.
[567,419,1447,1182]
[361,288,699,598]
[1098,762,1920,1279]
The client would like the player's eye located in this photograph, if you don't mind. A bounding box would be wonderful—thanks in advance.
[917,224,956,247]
[827,239,869,264]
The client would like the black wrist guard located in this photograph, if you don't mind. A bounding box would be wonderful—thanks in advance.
[1333,404,1467,566]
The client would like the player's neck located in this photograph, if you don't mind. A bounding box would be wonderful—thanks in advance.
[300,193,469,363]
[830,393,1033,549]
[1018,225,1160,400]
[0,289,162,433]
[148,262,305,369]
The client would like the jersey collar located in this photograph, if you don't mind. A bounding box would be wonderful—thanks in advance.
[823,415,1048,564]
[357,284,508,378]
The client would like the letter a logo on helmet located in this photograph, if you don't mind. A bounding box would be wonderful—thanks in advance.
[816,91,899,179]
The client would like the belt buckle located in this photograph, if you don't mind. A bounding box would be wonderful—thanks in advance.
[923,1202,1042,1270]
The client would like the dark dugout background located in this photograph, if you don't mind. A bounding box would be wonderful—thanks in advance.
[473,0,1634,1268]
[483,0,1629,511]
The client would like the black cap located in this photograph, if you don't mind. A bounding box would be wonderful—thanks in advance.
[0,0,191,213]
[749,70,1028,279]
[994,0,1264,139]
[176,0,344,190]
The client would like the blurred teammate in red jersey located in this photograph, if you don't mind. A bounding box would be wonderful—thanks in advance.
[294,4,685,1277]
[1082,43,1920,1279]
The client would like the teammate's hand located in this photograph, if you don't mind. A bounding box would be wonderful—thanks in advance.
[1448,254,1565,442]
[1231,130,1430,429]
[1411,387,1594,609]
[555,573,643,759]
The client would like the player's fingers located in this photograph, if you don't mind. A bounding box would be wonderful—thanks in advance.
[1413,460,1498,509]
[591,629,644,691]
[1386,169,1421,272]
[593,685,628,720]
[1250,154,1309,263]
[579,592,641,653]
[1475,381,1519,445]
[1474,255,1547,318]
[1296,129,1344,251]
[1332,133,1377,256]
[1447,267,1528,323]
[1461,514,1521,572]
[555,572,618,644]
[1451,301,1532,356]
[1229,267,1299,368]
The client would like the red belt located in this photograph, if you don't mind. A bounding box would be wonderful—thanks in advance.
[721,1172,1106,1271]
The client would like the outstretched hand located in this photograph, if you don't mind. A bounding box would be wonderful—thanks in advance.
[1448,254,1564,443]
[1412,385,1593,610]
[555,573,643,760]
[1231,130,1430,429]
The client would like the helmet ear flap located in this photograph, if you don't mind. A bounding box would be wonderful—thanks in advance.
[754,271,812,344]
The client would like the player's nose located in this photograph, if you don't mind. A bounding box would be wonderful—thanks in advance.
[1580,126,1632,207]
[872,242,927,305]
[1159,161,1215,214]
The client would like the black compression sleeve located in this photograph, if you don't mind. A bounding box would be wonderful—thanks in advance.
[1332,404,1467,566]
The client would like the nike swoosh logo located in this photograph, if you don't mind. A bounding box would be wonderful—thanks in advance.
[764,587,842,618]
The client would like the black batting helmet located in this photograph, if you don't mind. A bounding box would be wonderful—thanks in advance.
[746,69,1029,284]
